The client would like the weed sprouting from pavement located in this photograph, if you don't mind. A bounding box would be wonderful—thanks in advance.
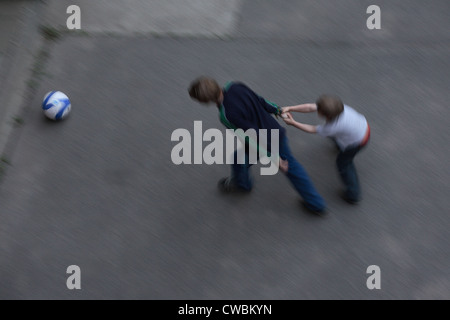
[39,25,62,41]
[0,157,11,180]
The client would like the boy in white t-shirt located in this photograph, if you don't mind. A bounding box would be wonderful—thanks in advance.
[282,95,370,204]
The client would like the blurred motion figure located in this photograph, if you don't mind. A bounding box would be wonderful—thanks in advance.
[283,95,370,204]
[188,76,326,214]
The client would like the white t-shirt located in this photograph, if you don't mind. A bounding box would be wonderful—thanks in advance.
[316,105,368,150]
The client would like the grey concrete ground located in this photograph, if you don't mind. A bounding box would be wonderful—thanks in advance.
[0,0,44,160]
[0,0,449,299]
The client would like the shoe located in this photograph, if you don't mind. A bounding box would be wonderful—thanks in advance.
[218,177,251,193]
[301,201,328,217]
[341,192,360,205]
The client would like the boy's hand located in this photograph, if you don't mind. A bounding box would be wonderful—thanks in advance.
[279,158,289,173]
[281,106,290,114]
[282,112,296,126]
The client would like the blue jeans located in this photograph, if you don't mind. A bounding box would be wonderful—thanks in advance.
[231,135,326,212]
[336,144,367,202]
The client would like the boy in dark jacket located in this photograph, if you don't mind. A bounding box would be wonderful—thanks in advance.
[188,76,326,214]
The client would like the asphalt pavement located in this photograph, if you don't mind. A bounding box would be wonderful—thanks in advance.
[0,0,449,299]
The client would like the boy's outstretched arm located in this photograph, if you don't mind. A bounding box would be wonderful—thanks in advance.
[283,112,317,133]
[282,103,317,114]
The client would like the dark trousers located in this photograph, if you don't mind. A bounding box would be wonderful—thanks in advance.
[232,135,326,212]
[336,143,367,202]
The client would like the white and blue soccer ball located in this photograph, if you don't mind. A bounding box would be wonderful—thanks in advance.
[42,91,72,120]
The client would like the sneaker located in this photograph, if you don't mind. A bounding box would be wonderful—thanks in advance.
[301,201,328,217]
[218,177,251,193]
[341,192,360,205]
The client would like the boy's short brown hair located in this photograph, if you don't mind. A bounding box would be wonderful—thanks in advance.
[188,77,222,104]
[316,95,344,120]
